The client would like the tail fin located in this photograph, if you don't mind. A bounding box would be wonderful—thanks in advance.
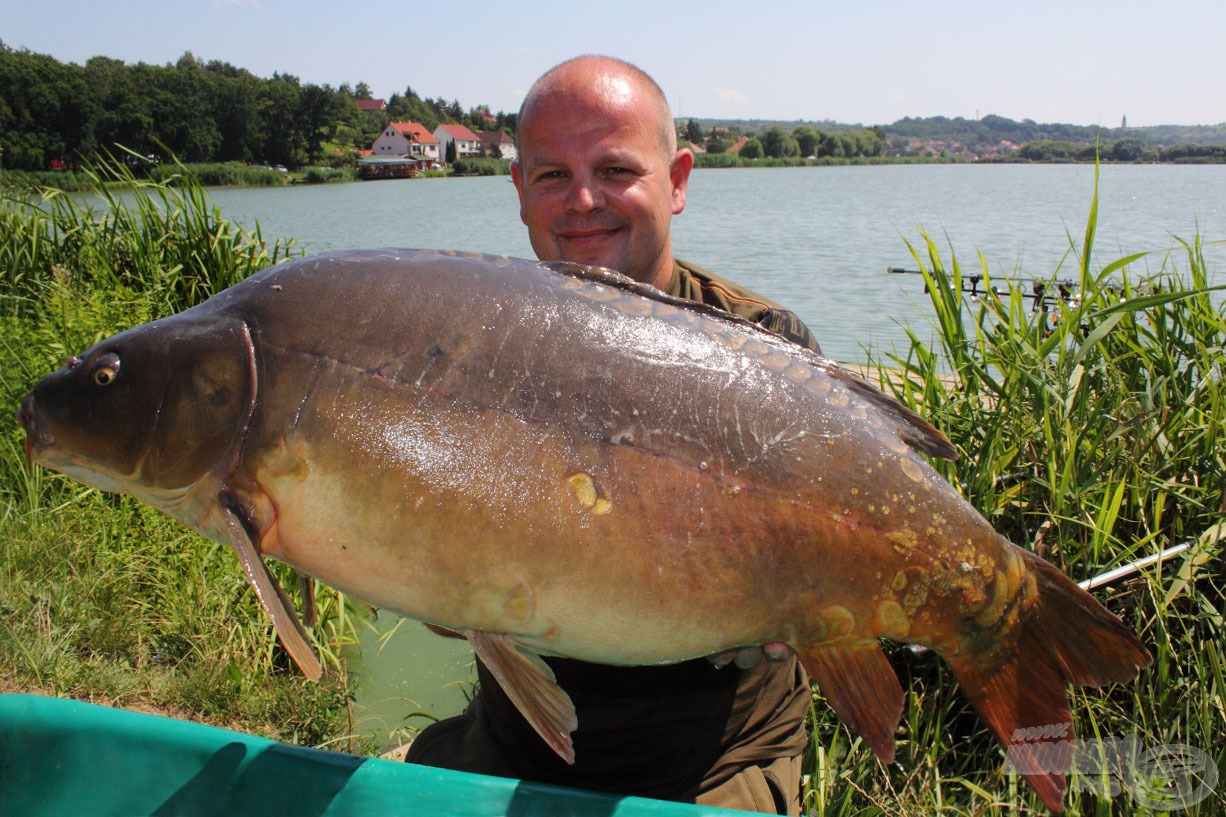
[946,552,1150,812]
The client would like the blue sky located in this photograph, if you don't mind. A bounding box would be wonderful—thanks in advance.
[3,0,1221,127]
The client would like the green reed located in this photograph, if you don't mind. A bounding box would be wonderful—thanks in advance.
[816,177,1226,814]
[0,153,295,318]
[0,157,369,747]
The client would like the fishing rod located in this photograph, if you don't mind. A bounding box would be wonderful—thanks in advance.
[887,267,1082,312]
[1078,539,1195,592]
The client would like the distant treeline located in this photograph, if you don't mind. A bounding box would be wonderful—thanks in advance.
[0,43,513,172]
[1017,139,1226,163]
[685,114,1226,162]
[5,42,1224,174]
[692,114,1226,148]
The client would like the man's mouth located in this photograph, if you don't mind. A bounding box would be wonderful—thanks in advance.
[557,226,622,244]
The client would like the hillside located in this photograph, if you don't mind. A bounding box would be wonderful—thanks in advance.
[683,115,1226,147]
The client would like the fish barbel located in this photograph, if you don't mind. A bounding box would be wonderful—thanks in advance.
[17,249,1148,811]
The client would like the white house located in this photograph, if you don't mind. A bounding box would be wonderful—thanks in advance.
[370,122,440,161]
[433,123,483,161]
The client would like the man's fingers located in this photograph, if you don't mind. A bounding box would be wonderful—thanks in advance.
[709,642,795,669]
[733,646,762,669]
[763,642,794,661]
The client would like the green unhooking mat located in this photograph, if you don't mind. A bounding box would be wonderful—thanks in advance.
[0,694,758,816]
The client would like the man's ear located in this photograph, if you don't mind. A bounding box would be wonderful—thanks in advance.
[670,148,694,215]
[510,160,528,225]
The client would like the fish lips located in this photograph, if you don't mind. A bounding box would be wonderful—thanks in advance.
[15,392,55,462]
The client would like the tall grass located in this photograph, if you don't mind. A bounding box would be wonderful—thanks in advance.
[813,177,1226,814]
[0,156,295,318]
[0,158,369,747]
[148,162,290,188]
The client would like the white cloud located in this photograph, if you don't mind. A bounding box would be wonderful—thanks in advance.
[714,86,747,106]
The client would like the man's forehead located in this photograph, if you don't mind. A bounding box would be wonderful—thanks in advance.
[587,73,636,107]
[519,111,659,168]
[520,147,649,172]
[518,60,674,165]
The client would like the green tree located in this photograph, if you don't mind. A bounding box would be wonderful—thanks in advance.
[684,119,702,144]
[818,131,845,158]
[739,137,764,159]
[792,126,818,158]
[1110,137,1147,162]
[760,126,786,158]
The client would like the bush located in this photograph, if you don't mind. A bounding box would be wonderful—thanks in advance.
[450,157,511,176]
[149,162,289,187]
[300,166,356,184]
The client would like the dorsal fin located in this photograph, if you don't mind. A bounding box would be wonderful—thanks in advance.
[817,361,959,461]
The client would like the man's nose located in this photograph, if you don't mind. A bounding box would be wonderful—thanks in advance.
[564,175,605,214]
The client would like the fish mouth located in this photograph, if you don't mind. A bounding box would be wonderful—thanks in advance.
[15,393,55,461]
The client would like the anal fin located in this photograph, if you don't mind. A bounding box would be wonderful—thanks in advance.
[798,643,904,764]
[467,630,577,764]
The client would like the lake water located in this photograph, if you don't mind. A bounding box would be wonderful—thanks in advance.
[210,163,1226,367]
[204,164,1226,748]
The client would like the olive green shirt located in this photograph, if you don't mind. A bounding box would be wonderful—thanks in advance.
[667,259,821,355]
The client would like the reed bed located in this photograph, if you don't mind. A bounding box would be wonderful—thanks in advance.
[0,161,364,747]
[828,176,1225,814]
[0,160,1220,810]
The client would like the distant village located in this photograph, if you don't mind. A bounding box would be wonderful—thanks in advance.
[351,97,1029,179]
[353,98,515,179]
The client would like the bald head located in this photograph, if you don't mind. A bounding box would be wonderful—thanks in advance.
[518,55,676,161]
[510,55,693,289]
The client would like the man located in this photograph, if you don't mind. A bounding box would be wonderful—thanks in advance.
[406,55,820,815]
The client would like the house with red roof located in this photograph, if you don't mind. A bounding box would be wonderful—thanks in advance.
[477,129,517,161]
[433,123,482,160]
[371,122,440,161]
[356,98,387,112]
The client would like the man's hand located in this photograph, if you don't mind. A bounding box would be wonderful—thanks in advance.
[708,642,794,669]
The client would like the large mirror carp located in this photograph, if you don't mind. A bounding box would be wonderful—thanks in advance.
[18,249,1149,811]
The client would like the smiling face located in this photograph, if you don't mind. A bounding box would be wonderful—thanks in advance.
[512,58,694,290]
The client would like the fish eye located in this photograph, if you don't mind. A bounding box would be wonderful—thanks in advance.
[92,354,121,387]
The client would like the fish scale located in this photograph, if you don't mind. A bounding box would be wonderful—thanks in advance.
[18,248,1149,812]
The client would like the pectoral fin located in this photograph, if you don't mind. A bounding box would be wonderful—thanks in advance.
[467,630,577,764]
[798,643,904,764]
[220,501,323,682]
